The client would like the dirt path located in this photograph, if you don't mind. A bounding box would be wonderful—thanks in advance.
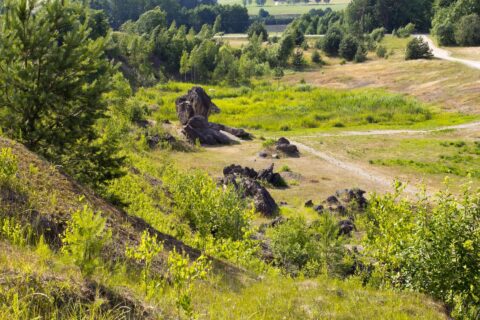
[294,120,480,138]
[291,140,421,195]
[420,35,480,70]
[287,121,480,195]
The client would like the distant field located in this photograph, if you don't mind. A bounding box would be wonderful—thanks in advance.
[287,35,480,115]
[218,0,350,15]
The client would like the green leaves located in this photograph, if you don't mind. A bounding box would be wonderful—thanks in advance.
[0,148,18,184]
[363,182,480,319]
[62,205,111,277]
[0,0,122,189]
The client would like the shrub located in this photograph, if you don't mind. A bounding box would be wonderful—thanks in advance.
[434,21,456,46]
[262,138,277,148]
[267,215,347,276]
[268,217,312,275]
[247,21,269,42]
[405,37,433,60]
[363,182,480,319]
[454,14,480,46]
[396,23,415,38]
[163,167,252,241]
[167,250,211,317]
[354,45,367,63]
[125,231,164,297]
[0,148,18,185]
[370,27,386,42]
[376,45,387,58]
[292,49,306,70]
[339,35,359,61]
[311,49,323,64]
[62,205,111,276]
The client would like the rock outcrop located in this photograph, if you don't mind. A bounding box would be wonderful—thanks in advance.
[176,87,251,145]
[275,137,300,157]
[220,164,280,216]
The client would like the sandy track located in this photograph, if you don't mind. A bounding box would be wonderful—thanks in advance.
[294,121,480,138]
[420,35,480,70]
[291,140,420,195]
[288,121,480,195]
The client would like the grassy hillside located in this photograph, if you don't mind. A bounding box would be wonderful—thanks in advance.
[0,131,448,319]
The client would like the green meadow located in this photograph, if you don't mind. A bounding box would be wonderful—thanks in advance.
[133,81,475,134]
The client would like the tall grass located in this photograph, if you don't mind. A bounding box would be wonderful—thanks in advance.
[131,81,471,133]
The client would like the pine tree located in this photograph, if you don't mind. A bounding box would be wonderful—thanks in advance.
[0,0,124,188]
[180,50,190,81]
[213,15,222,34]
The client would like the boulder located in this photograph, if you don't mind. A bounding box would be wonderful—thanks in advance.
[182,116,231,145]
[275,137,300,157]
[257,163,284,187]
[146,133,176,149]
[176,87,251,144]
[221,175,278,217]
[258,151,268,158]
[335,188,368,211]
[314,204,324,214]
[338,219,356,236]
[237,177,279,216]
[175,87,220,125]
[223,164,258,179]
[305,200,314,207]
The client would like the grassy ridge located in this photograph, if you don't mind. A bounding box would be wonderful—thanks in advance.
[134,81,474,133]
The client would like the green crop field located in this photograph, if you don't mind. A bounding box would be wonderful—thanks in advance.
[218,0,350,15]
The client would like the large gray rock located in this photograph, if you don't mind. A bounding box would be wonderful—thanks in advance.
[275,137,300,157]
[176,87,251,144]
[182,116,231,145]
[221,174,279,217]
[176,87,220,125]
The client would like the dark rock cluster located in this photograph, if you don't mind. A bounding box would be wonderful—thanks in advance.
[220,164,283,216]
[305,188,368,236]
[176,87,251,145]
[275,137,299,157]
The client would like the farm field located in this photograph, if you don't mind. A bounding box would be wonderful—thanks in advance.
[218,0,350,15]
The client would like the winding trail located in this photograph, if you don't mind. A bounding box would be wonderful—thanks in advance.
[288,121,480,194]
[293,120,480,138]
[419,35,480,70]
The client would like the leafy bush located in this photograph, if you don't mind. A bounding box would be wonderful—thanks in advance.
[370,27,386,42]
[292,49,306,70]
[311,49,323,64]
[163,166,252,241]
[354,45,367,63]
[248,21,269,42]
[167,250,211,317]
[405,37,433,60]
[396,23,415,38]
[454,14,480,46]
[376,45,387,58]
[0,148,18,185]
[434,21,456,46]
[126,231,164,297]
[62,205,111,276]
[363,182,480,319]
[267,215,347,276]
